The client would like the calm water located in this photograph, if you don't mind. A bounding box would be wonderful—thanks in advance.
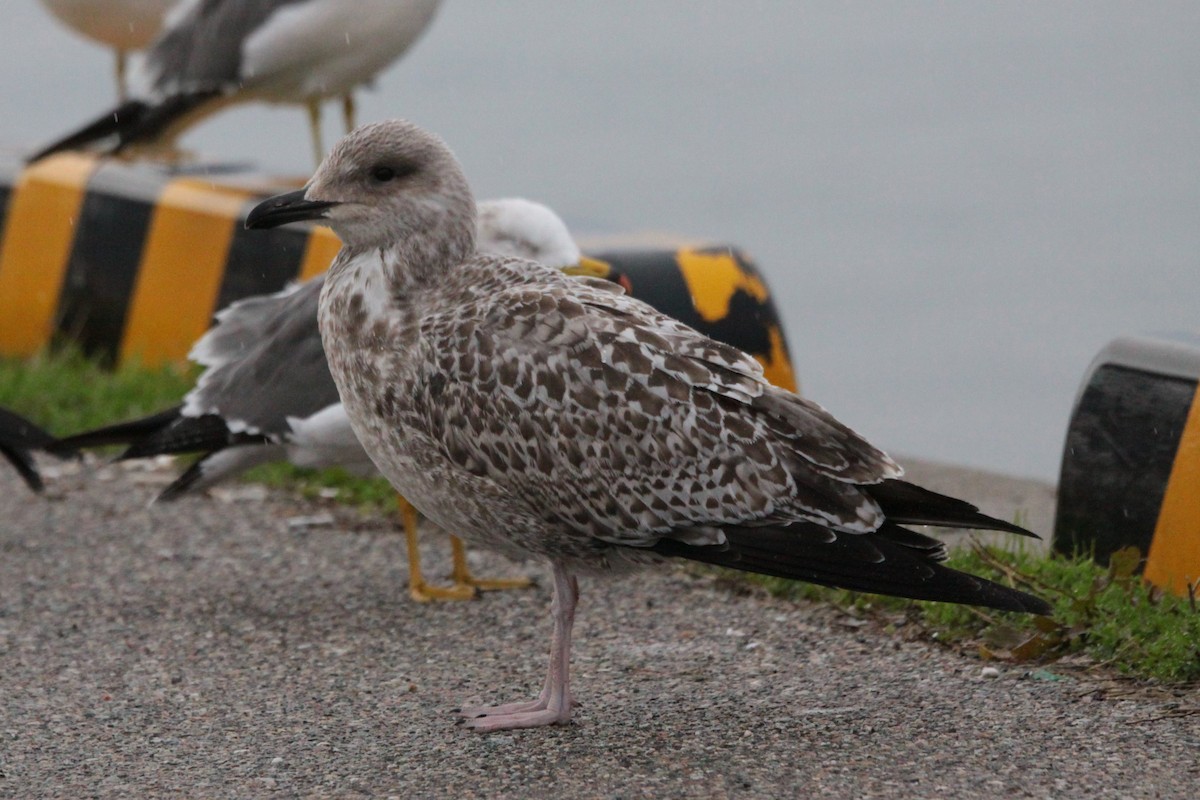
[4,1,1198,480]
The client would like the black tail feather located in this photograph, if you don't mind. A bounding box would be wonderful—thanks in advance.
[869,479,1035,537]
[653,522,1052,615]
[27,92,220,162]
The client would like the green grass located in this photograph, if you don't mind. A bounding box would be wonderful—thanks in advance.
[0,349,395,509]
[246,462,398,510]
[5,350,1199,682]
[747,544,1200,683]
[0,348,195,433]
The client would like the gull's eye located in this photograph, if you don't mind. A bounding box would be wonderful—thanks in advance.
[371,166,397,183]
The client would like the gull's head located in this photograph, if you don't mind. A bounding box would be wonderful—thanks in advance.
[476,197,610,276]
[476,198,581,267]
[246,119,476,258]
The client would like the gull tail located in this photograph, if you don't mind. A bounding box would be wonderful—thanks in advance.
[653,519,1052,615]
[0,406,70,492]
[27,92,220,162]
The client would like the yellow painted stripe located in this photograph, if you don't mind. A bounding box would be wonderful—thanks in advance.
[297,225,342,281]
[1144,383,1200,596]
[675,247,769,322]
[0,154,98,357]
[758,325,798,393]
[119,178,253,365]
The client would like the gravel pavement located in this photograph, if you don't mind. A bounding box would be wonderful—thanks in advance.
[0,459,1196,799]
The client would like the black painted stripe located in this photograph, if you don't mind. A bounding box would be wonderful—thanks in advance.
[594,248,704,327]
[0,159,16,244]
[1054,364,1196,563]
[212,199,309,312]
[54,165,159,365]
[592,246,781,362]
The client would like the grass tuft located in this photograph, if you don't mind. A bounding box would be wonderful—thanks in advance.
[0,348,195,433]
[244,462,399,510]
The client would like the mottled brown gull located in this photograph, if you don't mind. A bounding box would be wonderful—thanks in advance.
[246,119,1052,732]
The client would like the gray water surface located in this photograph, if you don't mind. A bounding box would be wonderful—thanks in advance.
[4,1,1198,481]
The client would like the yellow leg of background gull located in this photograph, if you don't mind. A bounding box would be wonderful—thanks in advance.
[115,50,129,102]
[450,537,534,592]
[397,495,532,602]
[341,93,357,133]
[399,494,476,602]
[306,99,325,168]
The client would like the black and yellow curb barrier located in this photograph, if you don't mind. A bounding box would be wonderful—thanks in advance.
[0,153,334,366]
[1054,334,1200,596]
[0,155,796,390]
[581,247,795,392]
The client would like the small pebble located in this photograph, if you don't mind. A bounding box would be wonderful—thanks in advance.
[981,666,1001,679]
[287,513,336,531]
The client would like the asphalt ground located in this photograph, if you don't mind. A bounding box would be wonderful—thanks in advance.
[0,458,1196,799]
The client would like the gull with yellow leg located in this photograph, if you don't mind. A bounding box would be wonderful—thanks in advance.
[30,0,443,165]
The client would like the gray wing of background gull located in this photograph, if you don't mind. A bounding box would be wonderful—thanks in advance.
[29,0,443,161]
[185,276,335,439]
[184,197,585,440]
[145,0,311,92]
[50,198,592,498]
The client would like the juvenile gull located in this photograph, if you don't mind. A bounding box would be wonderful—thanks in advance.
[247,119,1052,732]
[52,197,598,600]
[39,0,179,100]
[30,0,443,164]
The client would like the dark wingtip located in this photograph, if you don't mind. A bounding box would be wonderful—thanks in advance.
[26,99,151,163]
[1,444,45,492]
[155,459,207,502]
[26,92,222,164]
[48,405,183,456]
[0,408,62,490]
[870,479,1042,539]
[653,522,1055,616]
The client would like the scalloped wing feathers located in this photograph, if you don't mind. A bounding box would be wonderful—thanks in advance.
[411,259,900,546]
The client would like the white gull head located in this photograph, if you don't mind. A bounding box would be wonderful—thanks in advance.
[476,197,582,267]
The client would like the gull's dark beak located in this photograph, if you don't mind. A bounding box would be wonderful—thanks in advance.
[245,189,340,230]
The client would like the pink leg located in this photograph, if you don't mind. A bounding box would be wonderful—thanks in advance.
[457,564,579,732]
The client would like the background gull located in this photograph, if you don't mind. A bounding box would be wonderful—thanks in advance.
[52,197,604,601]
[246,119,1053,733]
[38,0,179,100]
[29,0,443,165]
